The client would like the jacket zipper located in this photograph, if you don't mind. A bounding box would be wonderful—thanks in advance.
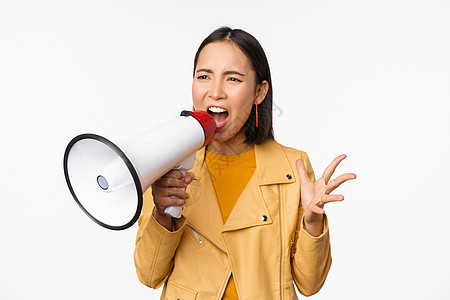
[186,223,226,253]
[290,238,294,258]
[188,226,203,244]
[187,224,230,299]
[278,185,283,300]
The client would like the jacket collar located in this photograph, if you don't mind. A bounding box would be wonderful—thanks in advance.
[254,140,296,186]
[193,139,296,185]
[184,140,296,249]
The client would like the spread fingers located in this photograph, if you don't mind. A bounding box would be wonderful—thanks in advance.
[325,173,357,194]
[315,194,344,207]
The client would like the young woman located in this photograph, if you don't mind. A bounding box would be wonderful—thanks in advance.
[134,27,356,299]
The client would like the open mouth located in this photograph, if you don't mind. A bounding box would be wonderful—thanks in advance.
[208,106,229,129]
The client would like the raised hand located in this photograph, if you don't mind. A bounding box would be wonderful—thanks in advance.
[296,154,356,237]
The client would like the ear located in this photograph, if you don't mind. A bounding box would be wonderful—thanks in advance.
[254,80,269,105]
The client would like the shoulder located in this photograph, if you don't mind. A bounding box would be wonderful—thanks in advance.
[267,140,311,163]
[255,139,315,182]
[262,140,316,181]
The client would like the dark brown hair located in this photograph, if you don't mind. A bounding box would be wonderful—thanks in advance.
[193,26,274,144]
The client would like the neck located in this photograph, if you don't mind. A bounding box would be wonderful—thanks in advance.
[207,130,254,155]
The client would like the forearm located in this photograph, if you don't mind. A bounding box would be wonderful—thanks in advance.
[292,215,331,296]
[134,213,186,288]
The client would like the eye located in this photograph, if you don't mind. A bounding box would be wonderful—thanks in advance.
[197,75,209,80]
[228,77,242,82]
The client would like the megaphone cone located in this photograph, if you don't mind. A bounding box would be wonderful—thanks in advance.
[63,110,216,230]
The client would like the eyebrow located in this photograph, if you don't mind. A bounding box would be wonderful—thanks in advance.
[196,68,245,76]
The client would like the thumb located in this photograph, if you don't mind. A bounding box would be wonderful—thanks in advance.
[296,159,311,183]
[183,172,195,184]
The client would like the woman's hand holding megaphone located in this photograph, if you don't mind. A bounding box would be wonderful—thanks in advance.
[151,170,195,231]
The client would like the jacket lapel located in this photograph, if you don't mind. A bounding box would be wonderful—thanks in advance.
[184,141,297,243]
[184,147,226,251]
[223,140,296,232]
[254,140,296,186]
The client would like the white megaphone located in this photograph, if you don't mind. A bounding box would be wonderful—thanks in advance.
[63,110,216,230]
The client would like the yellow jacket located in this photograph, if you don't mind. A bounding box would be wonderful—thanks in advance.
[134,140,331,299]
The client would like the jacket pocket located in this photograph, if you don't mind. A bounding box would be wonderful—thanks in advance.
[166,281,198,300]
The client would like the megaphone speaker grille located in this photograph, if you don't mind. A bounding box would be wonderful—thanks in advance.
[63,134,143,230]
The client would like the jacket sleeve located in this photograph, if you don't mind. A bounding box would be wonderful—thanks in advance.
[134,188,186,288]
[291,152,332,296]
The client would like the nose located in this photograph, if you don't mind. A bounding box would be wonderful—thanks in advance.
[209,79,226,100]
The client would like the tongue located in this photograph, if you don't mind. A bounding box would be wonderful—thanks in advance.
[212,112,228,124]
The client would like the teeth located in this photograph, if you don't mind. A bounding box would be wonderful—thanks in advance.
[208,107,227,113]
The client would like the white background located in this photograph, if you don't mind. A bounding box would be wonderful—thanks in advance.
[1,0,449,299]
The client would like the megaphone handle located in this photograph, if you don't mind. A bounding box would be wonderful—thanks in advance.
[164,169,186,218]
[164,205,183,219]
[164,153,196,218]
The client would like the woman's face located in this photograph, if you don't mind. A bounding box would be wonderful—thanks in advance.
[192,41,264,143]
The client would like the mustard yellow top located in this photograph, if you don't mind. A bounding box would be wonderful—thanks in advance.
[205,148,256,300]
